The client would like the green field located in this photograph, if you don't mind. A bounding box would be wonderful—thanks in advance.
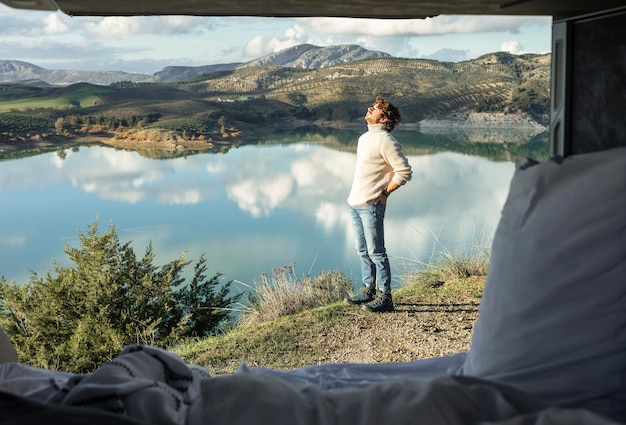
[0,84,113,112]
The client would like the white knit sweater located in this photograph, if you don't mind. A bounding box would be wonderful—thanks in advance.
[347,124,412,207]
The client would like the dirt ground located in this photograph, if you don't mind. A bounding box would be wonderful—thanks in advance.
[304,278,483,366]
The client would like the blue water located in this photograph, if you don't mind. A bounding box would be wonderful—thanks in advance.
[0,133,523,294]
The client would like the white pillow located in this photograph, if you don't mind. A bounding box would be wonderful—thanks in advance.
[460,147,626,421]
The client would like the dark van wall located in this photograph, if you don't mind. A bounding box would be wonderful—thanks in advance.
[570,10,626,155]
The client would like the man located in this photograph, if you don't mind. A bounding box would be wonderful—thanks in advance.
[344,97,412,312]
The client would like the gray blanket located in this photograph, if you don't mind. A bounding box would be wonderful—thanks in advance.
[1,345,621,425]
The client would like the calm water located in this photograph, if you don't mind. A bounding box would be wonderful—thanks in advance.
[0,127,548,293]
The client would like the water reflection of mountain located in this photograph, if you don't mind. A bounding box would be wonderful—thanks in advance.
[1,126,549,163]
[260,126,550,163]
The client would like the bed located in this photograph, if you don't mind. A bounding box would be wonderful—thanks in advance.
[0,345,620,425]
[1,146,625,424]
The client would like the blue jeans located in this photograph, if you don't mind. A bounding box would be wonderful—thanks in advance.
[350,204,391,294]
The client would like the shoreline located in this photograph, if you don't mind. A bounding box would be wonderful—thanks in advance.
[0,112,548,154]
[416,112,547,131]
[315,111,548,133]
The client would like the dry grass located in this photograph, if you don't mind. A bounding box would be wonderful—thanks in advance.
[237,263,353,326]
[400,226,492,289]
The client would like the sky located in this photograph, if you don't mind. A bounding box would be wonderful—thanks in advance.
[0,3,552,76]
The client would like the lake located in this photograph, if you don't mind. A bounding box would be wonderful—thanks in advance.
[0,126,548,294]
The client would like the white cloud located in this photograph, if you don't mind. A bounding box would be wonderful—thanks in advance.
[0,38,142,67]
[0,2,551,72]
[243,35,268,57]
[296,15,550,37]
[83,17,144,39]
[157,189,203,205]
[0,235,26,247]
[83,15,208,39]
[240,15,550,62]
[243,24,308,57]
[0,8,55,36]
[42,13,69,34]
[315,201,350,234]
[426,48,474,62]
[228,175,294,217]
[500,40,524,54]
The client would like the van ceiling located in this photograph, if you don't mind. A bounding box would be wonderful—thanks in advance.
[1,0,625,19]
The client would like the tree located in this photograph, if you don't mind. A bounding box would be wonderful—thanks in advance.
[217,115,227,134]
[54,117,64,134]
[0,220,240,373]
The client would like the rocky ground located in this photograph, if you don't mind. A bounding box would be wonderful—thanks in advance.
[306,278,483,366]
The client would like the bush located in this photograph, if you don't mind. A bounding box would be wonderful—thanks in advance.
[0,220,240,372]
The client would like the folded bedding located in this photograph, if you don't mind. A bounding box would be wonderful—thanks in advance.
[0,345,622,425]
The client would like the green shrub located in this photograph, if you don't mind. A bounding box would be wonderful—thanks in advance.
[0,220,240,372]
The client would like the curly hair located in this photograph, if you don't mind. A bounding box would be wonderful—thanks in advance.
[375,96,402,132]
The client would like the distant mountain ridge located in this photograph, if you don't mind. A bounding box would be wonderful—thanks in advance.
[0,60,149,86]
[239,44,391,70]
[151,63,241,84]
[0,44,392,86]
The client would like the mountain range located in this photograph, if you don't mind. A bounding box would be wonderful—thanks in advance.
[0,44,391,86]
[0,47,552,152]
